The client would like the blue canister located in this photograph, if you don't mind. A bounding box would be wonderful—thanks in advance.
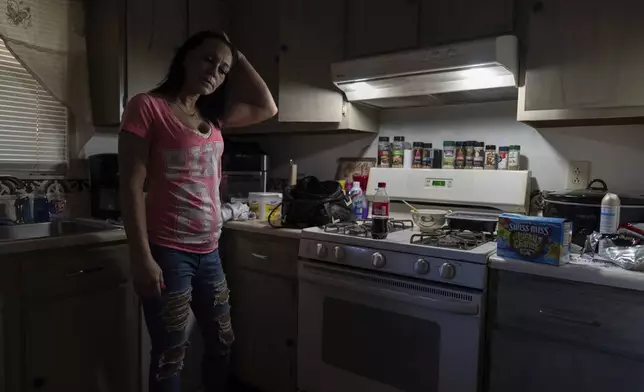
[33,195,50,223]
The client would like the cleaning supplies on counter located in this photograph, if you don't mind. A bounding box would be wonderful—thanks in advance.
[600,193,621,234]
[249,192,282,221]
[349,181,368,219]
[497,213,572,266]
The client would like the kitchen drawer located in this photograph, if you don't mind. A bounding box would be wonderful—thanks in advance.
[23,244,130,298]
[494,270,644,354]
[231,232,298,278]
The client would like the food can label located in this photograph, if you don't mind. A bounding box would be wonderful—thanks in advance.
[372,202,389,217]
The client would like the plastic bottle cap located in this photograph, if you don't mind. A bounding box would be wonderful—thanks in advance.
[352,181,361,188]
[377,182,386,188]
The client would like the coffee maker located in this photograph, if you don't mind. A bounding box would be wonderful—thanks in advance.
[89,154,121,220]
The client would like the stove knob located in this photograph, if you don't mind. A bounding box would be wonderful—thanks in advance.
[333,246,344,261]
[372,252,386,268]
[439,263,456,279]
[414,259,430,275]
[316,244,328,258]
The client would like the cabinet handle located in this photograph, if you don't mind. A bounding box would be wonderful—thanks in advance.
[251,253,268,260]
[539,309,601,327]
[66,265,105,277]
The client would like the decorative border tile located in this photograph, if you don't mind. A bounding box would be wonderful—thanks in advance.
[0,179,89,197]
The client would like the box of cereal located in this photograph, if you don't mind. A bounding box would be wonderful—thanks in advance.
[496,213,572,266]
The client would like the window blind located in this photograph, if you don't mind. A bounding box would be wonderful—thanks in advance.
[0,39,68,171]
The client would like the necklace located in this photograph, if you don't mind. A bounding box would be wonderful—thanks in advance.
[176,101,197,117]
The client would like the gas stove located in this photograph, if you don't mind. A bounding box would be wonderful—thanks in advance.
[323,218,414,237]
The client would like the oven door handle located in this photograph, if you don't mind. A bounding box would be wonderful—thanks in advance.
[299,263,479,316]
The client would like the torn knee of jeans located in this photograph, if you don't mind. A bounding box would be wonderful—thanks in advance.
[213,278,230,306]
[161,288,192,332]
[157,344,187,380]
[217,312,235,349]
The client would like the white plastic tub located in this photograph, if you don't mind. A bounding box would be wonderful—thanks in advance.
[248,192,282,221]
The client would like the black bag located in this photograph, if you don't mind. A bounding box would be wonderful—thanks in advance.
[269,176,355,228]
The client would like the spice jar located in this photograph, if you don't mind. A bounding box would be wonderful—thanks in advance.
[473,142,484,170]
[455,142,465,169]
[391,136,405,168]
[412,142,424,168]
[508,145,521,170]
[377,136,391,168]
[498,146,509,170]
[484,145,497,170]
[422,143,433,168]
[464,141,475,169]
[443,141,455,169]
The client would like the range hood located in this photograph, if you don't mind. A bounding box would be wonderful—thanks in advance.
[331,35,519,109]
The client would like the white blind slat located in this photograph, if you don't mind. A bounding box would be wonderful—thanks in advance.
[0,40,67,168]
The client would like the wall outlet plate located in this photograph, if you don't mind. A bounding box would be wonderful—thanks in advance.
[567,161,591,190]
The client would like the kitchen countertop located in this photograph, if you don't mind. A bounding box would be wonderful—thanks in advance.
[223,220,302,239]
[489,254,644,292]
[0,229,127,255]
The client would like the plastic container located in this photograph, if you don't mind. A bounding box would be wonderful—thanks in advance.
[442,141,455,169]
[464,141,475,169]
[248,192,282,221]
[371,182,390,239]
[498,146,509,170]
[484,145,497,170]
[403,143,413,169]
[349,182,369,219]
[422,143,433,168]
[377,136,391,168]
[600,193,621,234]
[455,142,466,169]
[508,145,521,170]
[412,142,424,168]
[473,142,484,170]
[391,136,405,168]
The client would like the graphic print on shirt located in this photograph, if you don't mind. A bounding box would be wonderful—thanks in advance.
[163,141,224,245]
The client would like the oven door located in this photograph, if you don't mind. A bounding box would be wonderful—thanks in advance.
[298,260,483,392]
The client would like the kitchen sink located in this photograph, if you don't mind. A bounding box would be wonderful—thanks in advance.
[0,220,119,241]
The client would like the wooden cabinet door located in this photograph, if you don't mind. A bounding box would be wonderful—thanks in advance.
[419,0,514,47]
[229,268,297,392]
[277,0,345,123]
[127,0,188,98]
[519,0,644,121]
[345,0,420,58]
[488,328,644,392]
[188,0,229,35]
[24,283,139,392]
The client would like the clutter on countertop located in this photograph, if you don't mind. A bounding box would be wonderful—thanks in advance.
[248,192,281,222]
[222,201,253,223]
[496,213,572,266]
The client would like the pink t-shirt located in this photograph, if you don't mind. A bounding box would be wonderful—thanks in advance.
[120,93,224,254]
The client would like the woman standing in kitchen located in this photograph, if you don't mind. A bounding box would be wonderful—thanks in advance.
[118,31,277,392]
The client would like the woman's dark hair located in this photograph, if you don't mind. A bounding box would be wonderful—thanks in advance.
[152,30,238,126]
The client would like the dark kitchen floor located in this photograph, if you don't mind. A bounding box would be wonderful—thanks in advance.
[229,378,263,392]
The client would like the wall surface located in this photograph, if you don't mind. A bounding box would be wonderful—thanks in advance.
[254,101,644,193]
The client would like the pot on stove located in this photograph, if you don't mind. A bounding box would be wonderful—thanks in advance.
[542,179,644,246]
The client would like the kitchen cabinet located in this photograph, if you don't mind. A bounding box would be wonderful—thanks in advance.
[486,270,644,392]
[345,0,420,58]
[188,0,229,35]
[0,242,139,392]
[220,230,299,392]
[517,0,644,124]
[25,282,138,392]
[228,0,378,133]
[126,0,188,98]
[419,0,514,47]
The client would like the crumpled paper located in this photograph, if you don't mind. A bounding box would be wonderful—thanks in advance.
[221,202,254,222]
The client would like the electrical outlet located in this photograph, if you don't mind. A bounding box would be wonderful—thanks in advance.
[567,161,591,190]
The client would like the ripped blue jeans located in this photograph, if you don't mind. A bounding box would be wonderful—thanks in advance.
[142,244,233,392]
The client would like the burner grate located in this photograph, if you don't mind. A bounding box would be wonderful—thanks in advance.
[324,218,414,237]
[410,229,495,250]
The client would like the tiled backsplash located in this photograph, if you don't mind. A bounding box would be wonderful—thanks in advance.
[0,179,89,196]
